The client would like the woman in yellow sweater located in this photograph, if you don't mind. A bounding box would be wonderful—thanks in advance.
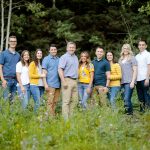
[29,49,45,111]
[106,51,122,108]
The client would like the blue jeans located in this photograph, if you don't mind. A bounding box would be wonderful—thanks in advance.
[121,83,133,113]
[30,85,44,111]
[78,83,90,109]
[136,80,150,110]
[108,86,120,108]
[17,84,30,109]
[3,79,17,103]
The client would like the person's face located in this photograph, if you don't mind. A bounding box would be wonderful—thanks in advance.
[122,46,129,55]
[138,41,147,52]
[95,48,104,59]
[80,53,87,63]
[67,44,76,55]
[9,37,17,49]
[49,46,57,56]
[36,50,42,60]
[23,52,30,62]
[106,52,113,62]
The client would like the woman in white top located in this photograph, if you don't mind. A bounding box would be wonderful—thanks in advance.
[16,50,30,109]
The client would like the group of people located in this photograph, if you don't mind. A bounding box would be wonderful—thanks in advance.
[0,36,150,119]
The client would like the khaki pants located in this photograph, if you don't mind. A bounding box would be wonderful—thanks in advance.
[62,78,78,119]
[91,86,108,106]
[46,87,60,116]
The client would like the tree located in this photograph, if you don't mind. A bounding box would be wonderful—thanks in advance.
[1,0,4,52]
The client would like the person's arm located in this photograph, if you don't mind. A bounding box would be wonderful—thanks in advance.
[106,71,110,87]
[58,68,68,88]
[0,64,7,88]
[42,69,49,91]
[130,65,137,88]
[144,64,150,86]
[16,72,25,94]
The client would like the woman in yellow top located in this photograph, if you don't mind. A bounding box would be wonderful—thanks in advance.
[106,51,122,108]
[29,49,45,111]
[78,51,94,109]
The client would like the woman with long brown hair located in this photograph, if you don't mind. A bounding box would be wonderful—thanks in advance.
[29,49,45,111]
[16,50,30,109]
[78,51,94,109]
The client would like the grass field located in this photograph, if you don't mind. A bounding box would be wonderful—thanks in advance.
[0,88,150,150]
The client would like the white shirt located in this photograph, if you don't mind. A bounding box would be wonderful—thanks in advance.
[16,61,30,86]
[136,50,150,81]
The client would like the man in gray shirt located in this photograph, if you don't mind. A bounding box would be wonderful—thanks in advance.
[58,42,78,120]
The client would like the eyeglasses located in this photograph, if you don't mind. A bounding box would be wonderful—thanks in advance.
[9,41,17,43]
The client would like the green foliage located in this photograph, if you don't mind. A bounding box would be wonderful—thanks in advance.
[0,90,150,149]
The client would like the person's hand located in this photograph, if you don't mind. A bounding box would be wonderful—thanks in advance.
[103,87,109,93]
[40,73,46,78]
[44,84,49,91]
[144,79,149,87]
[130,81,135,89]
[86,87,91,94]
[21,86,26,94]
[62,81,68,89]
[2,80,7,88]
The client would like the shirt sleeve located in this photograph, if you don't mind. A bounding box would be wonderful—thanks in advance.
[146,53,150,64]
[16,62,22,73]
[89,63,94,72]
[131,57,137,66]
[0,52,5,65]
[58,55,66,69]
[105,61,111,72]
[42,57,48,70]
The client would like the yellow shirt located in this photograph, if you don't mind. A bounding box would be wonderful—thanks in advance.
[109,63,122,87]
[78,63,94,84]
[29,61,40,85]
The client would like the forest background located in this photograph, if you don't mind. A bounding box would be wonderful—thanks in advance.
[1,0,150,58]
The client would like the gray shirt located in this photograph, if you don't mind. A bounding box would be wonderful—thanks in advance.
[59,52,79,79]
[119,56,137,84]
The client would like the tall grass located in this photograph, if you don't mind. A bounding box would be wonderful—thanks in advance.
[0,89,150,150]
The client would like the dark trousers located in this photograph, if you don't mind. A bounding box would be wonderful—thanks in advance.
[136,80,150,110]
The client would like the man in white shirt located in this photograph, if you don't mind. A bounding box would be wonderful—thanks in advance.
[136,39,150,112]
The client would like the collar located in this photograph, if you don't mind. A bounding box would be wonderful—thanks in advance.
[139,49,147,54]
[66,52,75,56]
[95,57,104,61]
[7,49,16,54]
[49,54,58,59]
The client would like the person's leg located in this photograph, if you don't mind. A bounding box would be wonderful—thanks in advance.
[46,87,55,115]
[53,88,61,115]
[3,79,13,101]
[124,83,133,114]
[10,79,17,103]
[62,78,72,120]
[70,80,78,116]
[136,81,145,112]
[82,84,90,109]
[30,85,40,111]
[109,86,120,109]
[78,83,84,106]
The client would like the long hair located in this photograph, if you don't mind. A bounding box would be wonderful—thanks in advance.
[21,50,30,66]
[105,51,117,63]
[79,51,91,69]
[33,48,42,66]
[119,44,133,62]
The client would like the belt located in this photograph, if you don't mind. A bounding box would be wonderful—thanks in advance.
[4,76,16,79]
[66,76,77,80]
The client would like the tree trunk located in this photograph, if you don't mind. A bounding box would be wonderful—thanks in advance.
[52,0,56,8]
[1,0,4,52]
[5,0,12,49]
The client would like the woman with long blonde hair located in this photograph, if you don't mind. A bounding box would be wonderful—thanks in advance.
[78,51,94,109]
[119,44,137,115]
